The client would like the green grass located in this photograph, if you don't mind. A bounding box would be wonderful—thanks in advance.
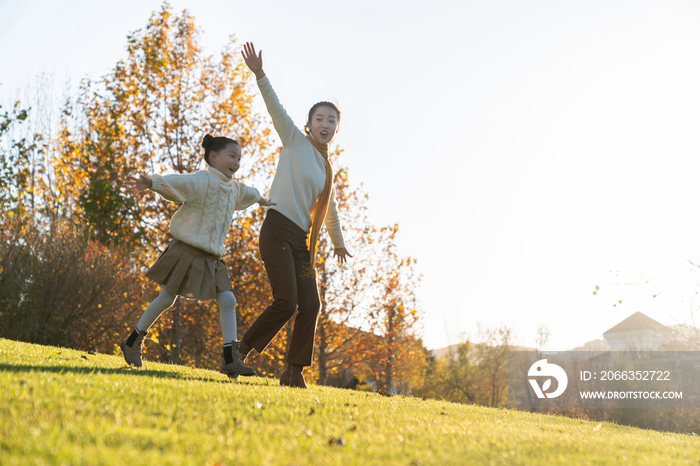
[1,339,699,466]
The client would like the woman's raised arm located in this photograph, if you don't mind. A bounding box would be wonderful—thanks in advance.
[241,42,302,147]
[241,42,265,80]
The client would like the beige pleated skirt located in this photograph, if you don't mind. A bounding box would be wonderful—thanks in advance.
[145,239,233,300]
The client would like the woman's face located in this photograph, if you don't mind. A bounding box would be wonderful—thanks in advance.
[209,143,241,179]
[308,106,339,144]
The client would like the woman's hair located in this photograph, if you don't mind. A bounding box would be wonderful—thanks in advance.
[305,102,341,134]
[202,134,240,165]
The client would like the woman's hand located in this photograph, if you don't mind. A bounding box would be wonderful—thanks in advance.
[334,247,353,264]
[241,42,265,80]
[124,174,152,194]
[258,197,277,207]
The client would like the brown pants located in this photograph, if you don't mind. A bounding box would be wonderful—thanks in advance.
[243,209,320,366]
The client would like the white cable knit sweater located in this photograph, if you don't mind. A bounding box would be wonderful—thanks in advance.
[257,75,346,249]
[149,165,261,257]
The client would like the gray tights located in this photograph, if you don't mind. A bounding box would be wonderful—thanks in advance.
[136,288,238,343]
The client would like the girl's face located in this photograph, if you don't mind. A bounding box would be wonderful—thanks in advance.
[209,143,242,179]
[308,106,339,145]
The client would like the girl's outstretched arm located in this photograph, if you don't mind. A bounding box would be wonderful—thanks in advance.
[241,42,265,80]
[124,175,152,194]
[126,172,198,204]
[233,184,277,210]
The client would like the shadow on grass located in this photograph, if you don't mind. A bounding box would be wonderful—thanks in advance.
[0,362,268,385]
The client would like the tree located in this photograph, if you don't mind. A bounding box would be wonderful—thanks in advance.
[471,324,512,407]
[359,225,424,394]
[419,339,477,404]
[0,101,35,214]
[54,5,275,248]
[51,4,277,366]
[415,323,514,406]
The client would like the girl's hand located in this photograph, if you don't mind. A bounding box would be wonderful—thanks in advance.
[241,42,265,80]
[124,175,152,194]
[334,247,353,264]
[258,197,277,207]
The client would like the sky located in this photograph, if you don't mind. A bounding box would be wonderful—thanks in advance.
[2,0,700,351]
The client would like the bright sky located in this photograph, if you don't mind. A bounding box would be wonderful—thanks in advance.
[2,0,700,351]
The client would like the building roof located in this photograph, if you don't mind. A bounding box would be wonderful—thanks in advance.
[603,312,666,335]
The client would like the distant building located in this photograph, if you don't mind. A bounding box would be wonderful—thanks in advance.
[603,312,670,351]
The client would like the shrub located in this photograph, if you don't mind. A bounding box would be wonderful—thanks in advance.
[0,214,144,352]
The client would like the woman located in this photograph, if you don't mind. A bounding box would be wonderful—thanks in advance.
[238,42,352,388]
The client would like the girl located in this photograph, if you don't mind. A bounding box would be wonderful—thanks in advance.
[238,42,352,388]
[121,134,275,378]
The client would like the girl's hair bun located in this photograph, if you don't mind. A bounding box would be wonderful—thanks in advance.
[202,134,214,150]
[201,134,240,166]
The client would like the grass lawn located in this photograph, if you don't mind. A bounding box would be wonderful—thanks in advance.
[1,338,699,465]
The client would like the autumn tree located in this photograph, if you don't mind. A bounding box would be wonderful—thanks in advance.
[51,4,277,366]
[55,6,275,248]
[347,224,425,394]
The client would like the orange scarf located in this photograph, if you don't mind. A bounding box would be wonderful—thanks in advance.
[302,133,333,278]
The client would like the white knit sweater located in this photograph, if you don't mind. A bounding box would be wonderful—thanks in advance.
[257,75,346,249]
[150,166,261,257]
